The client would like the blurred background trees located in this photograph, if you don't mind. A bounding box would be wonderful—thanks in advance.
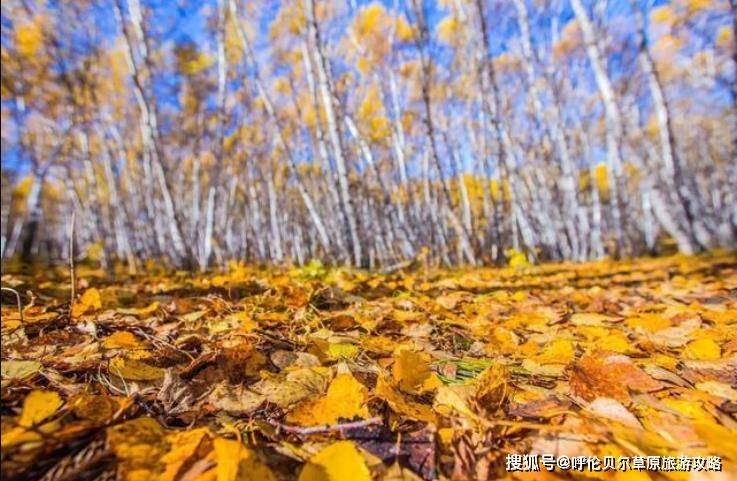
[1,0,735,270]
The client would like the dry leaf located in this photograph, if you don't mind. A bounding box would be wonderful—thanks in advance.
[287,372,369,425]
[72,288,102,317]
[392,350,442,394]
[298,441,371,481]
[109,356,166,381]
[571,353,664,402]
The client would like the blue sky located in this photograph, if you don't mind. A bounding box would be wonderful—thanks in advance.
[1,0,733,175]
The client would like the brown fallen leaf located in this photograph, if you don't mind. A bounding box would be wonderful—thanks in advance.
[570,352,664,402]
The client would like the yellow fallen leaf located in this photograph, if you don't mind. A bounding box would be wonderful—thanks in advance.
[227,311,259,332]
[102,331,146,350]
[521,358,565,377]
[72,287,102,317]
[475,363,507,408]
[287,373,369,425]
[298,441,371,481]
[391,309,424,322]
[650,353,678,370]
[1,420,60,448]
[212,437,276,481]
[375,375,437,424]
[434,384,477,419]
[18,390,63,428]
[625,313,671,332]
[662,398,712,421]
[535,339,575,365]
[1,359,42,381]
[595,332,630,353]
[486,327,519,355]
[435,292,467,310]
[109,356,166,381]
[682,337,721,360]
[327,342,360,360]
[252,367,332,409]
[160,428,211,481]
[107,417,168,481]
[694,420,737,460]
[392,349,441,394]
[117,301,160,318]
[695,381,737,401]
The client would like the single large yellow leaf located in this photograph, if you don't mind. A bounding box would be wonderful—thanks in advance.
[594,332,630,353]
[392,349,441,394]
[107,417,168,481]
[1,359,41,381]
[103,331,146,350]
[624,313,671,332]
[327,343,360,360]
[298,441,371,481]
[212,438,276,481]
[535,339,575,365]
[18,390,63,428]
[286,373,369,426]
[682,337,721,360]
[72,287,102,317]
[117,301,160,318]
[160,428,211,481]
[375,375,437,424]
[109,356,166,381]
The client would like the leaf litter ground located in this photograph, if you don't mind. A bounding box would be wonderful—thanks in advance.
[1,252,736,480]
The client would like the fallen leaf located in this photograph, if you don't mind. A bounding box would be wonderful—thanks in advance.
[18,390,63,428]
[287,372,369,425]
[212,437,276,481]
[683,337,721,360]
[570,353,664,402]
[72,288,102,317]
[534,338,575,365]
[585,397,642,428]
[109,356,166,381]
[695,381,737,400]
[375,375,437,424]
[103,331,146,350]
[298,441,371,481]
[1,360,41,381]
[392,350,442,395]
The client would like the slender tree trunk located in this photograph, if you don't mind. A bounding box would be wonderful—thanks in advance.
[305,0,363,266]
[513,0,582,260]
[473,0,536,260]
[570,0,627,256]
[114,0,194,268]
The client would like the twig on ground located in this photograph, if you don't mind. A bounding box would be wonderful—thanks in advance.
[133,327,195,361]
[69,210,76,309]
[1,287,24,322]
[268,416,383,435]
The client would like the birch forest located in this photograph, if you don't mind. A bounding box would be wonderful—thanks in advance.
[2,0,736,270]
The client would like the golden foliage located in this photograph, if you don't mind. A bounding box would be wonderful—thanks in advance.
[2,254,737,479]
[436,15,462,45]
[298,441,371,481]
[15,16,44,58]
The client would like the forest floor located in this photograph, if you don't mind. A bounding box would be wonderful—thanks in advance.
[1,252,736,481]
